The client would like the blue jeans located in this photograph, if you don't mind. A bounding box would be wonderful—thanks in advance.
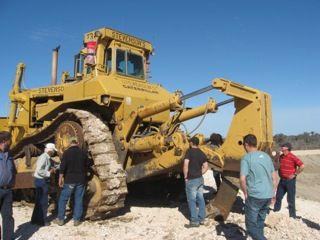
[274,177,296,218]
[245,196,271,240]
[185,177,206,224]
[31,178,49,225]
[0,189,14,240]
[58,183,85,221]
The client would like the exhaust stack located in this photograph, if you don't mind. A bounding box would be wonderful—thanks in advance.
[51,46,60,85]
[8,63,26,132]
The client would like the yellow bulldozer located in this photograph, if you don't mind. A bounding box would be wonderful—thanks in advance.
[0,27,273,220]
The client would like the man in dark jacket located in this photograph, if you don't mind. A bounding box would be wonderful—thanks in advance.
[55,137,88,226]
[0,131,16,240]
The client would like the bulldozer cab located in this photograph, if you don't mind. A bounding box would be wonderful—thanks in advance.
[74,28,152,81]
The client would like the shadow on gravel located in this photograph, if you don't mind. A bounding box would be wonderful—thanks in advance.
[301,217,320,230]
[14,213,56,240]
[230,196,245,214]
[216,222,247,240]
[14,222,40,240]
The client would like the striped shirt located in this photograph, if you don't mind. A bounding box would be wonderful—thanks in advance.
[279,152,303,179]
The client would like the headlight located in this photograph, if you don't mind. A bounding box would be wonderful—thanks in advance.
[101,95,109,105]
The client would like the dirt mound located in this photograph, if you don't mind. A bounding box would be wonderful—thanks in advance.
[295,153,320,202]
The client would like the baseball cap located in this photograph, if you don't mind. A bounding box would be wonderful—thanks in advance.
[280,142,292,151]
[45,143,57,152]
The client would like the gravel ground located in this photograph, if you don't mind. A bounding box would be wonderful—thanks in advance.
[3,152,320,239]
[10,194,320,240]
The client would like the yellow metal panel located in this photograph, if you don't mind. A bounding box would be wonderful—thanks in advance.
[84,28,153,52]
[0,118,8,131]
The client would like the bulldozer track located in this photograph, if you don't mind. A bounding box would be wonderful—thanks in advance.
[12,109,128,219]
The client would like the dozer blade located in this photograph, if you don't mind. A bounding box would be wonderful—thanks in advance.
[206,175,239,221]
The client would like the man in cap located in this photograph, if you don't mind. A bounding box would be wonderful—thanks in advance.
[274,142,304,218]
[56,137,88,226]
[31,143,57,226]
[0,131,16,240]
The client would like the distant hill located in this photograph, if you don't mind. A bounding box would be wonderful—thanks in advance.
[273,132,320,150]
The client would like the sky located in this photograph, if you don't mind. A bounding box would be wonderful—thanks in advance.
[0,0,319,136]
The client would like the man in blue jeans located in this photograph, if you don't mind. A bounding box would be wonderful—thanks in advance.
[183,137,208,228]
[31,143,57,226]
[240,134,277,240]
[273,142,304,218]
[55,138,88,226]
[0,131,16,240]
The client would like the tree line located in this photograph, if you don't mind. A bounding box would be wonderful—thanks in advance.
[273,132,320,150]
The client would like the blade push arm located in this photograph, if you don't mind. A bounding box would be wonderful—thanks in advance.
[202,78,273,221]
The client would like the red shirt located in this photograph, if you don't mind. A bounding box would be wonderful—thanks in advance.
[279,152,303,179]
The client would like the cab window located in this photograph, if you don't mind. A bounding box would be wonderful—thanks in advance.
[74,53,84,78]
[116,49,145,79]
[116,50,126,73]
[105,48,112,72]
[127,52,144,78]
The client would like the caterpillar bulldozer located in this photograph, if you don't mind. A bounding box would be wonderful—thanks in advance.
[0,27,273,220]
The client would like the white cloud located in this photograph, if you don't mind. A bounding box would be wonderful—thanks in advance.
[28,26,76,42]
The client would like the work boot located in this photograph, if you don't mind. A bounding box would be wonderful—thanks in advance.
[200,220,209,226]
[184,222,200,228]
[44,222,51,226]
[74,220,82,227]
[54,219,64,226]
